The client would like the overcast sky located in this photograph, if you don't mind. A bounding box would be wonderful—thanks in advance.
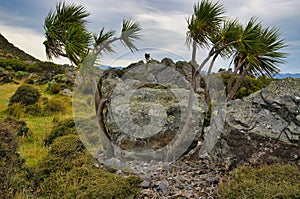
[0,0,299,73]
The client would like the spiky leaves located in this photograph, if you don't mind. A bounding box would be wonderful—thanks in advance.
[227,18,287,100]
[186,0,225,49]
[121,19,142,52]
[92,19,142,55]
[211,18,243,58]
[233,17,287,78]
[43,2,92,66]
[93,28,116,55]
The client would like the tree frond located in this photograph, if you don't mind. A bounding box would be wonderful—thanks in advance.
[187,0,225,48]
[93,28,116,54]
[43,2,92,66]
[232,17,287,77]
[121,19,142,52]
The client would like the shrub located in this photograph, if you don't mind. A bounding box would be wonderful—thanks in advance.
[218,163,300,199]
[0,68,14,84]
[53,74,68,83]
[23,74,40,84]
[0,59,29,72]
[26,61,65,80]
[47,81,61,94]
[9,84,41,106]
[38,166,142,199]
[44,118,76,146]
[36,134,141,199]
[25,103,44,116]
[15,71,30,80]
[0,120,32,198]
[221,74,272,99]
[6,103,25,118]
[4,117,29,137]
[43,98,66,115]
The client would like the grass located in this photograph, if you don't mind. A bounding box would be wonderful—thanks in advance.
[218,163,300,199]
[0,82,73,167]
[0,83,19,114]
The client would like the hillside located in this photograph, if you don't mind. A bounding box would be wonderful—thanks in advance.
[0,33,39,63]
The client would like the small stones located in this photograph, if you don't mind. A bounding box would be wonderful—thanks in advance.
[113,157,222,198]
[158,180,169,196]
[140,180,151,188]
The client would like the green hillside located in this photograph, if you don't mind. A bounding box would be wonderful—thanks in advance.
[0,34,39,62]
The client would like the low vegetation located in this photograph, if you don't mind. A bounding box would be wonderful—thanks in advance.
[36,134,142,198]
[0,55,143,198]
[9,84,41,106]
[220,72,273,99]
[218,163,300,199]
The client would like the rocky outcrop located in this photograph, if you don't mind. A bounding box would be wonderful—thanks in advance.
[104,61,205,159]
[211,78,300,166]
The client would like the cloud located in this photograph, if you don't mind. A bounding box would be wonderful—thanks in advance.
[0,0,299,73]
[0,23,70,64]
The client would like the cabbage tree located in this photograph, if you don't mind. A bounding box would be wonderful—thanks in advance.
[43,2,142,158]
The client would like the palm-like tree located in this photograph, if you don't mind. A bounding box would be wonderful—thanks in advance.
[43,2,142,158]
[43,2,92,66]
[186,0,225,89]
[203,18,243,102]
[226,18,287,101]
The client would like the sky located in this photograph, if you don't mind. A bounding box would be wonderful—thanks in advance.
[0,0,299,73]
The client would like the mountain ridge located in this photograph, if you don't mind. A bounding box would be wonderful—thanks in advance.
[273,73,300,79]
[0,33,39,63]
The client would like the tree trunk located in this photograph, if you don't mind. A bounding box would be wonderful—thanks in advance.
[94,78,115,158]
[191,40,197,91]
[227,64,250,101]
[226,58,245,94]
[204,53,218,104]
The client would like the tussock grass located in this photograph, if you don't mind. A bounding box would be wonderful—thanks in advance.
[0,83,73,167]
[0,83,19,113]
[218,163,300,199]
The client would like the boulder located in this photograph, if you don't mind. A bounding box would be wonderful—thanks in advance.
[210,78,300,166]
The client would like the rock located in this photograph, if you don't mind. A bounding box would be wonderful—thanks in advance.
[158,180,169,196]
[140,174,151,188]
[140,180,151,188]
[296,114,300,123]
[210,78,300,166]
[115,170,126,177]
[0,69,13,84]
[103,61,204,160]
[205,177,219,184]
[161,57,175,67]
[62,88,72,96]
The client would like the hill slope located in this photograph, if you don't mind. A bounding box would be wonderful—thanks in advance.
[0,34,39,62]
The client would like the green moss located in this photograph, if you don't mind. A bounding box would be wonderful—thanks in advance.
[218,163,300,199]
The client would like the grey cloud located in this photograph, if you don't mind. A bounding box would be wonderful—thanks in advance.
[0,0,299,73]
